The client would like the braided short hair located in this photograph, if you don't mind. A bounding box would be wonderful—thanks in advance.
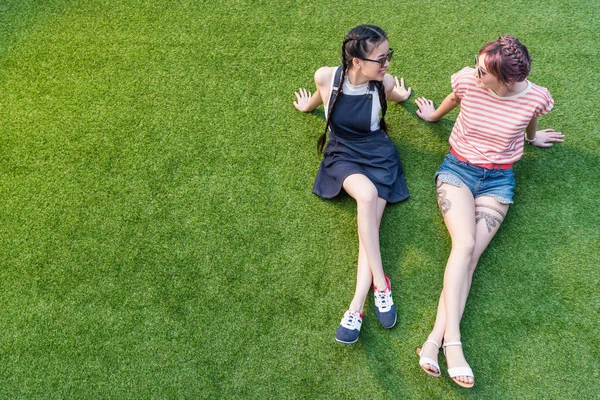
[479,35,531,84]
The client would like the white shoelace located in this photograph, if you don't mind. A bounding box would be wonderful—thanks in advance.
[374,289,394,312]
[340,311,362,330]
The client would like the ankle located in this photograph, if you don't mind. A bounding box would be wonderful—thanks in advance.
[427,335,443,347]
[348,302,364,314]
[373,275,389,292]
[443,334,461,344]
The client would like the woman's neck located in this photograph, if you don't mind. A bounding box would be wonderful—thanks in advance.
[493,80,528,97]
[346,67,369,86]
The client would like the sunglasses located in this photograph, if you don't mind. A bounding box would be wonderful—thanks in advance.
[474,54,488,79]
[361,48,394,68]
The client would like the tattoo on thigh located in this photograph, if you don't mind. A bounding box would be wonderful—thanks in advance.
[436,181,451,215]
[475,204,506,219]
[475,211,504,233]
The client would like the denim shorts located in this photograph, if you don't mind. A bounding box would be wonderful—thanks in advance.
[434,153,515,204]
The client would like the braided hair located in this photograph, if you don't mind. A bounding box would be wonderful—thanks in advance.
[479,35,531,85]
[317,25,389,153]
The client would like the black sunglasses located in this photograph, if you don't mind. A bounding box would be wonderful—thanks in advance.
[474,54,488,79]
[361,48,394,68]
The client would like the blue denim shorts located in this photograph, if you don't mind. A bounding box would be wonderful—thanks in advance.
[434,153,515,204]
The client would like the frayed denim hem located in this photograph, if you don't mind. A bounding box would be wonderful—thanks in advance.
[477,194,514,205]
[437,173,514,204]
[435,172,464,187]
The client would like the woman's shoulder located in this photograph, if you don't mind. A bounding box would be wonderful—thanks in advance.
[314,66,338,87]
[452,66,476,83]
[451,67,476,98]
[528,81,551,95]
[525,81,554,112]
[382,73,395,93]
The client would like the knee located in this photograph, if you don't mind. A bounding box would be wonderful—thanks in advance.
[451,235,476,255]
[354,187,379,206]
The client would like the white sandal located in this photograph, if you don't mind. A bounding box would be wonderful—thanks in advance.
[443,341,475,388]
[416,340,441,377]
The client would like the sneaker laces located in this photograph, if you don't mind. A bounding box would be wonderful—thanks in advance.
[340,311,362,330]
[374,288,393,312]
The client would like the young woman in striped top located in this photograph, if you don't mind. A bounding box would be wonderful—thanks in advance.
[414,35,564,388]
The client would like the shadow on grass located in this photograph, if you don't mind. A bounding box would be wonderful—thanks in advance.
[301,101,598,396]
[373,142,597,395]
[310,108,326,121]
[321,126,598,395]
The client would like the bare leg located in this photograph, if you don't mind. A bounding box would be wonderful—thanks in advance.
[349,196,387,313]
[438,183,477,385]
[468,196,509,286]
[421,187,509,383]
[342,174,388,291]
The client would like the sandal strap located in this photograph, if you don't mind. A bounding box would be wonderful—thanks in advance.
[423,339,440,349]
[443,341,462,347]
[419,356,440,370]
[442,341,463,355]
[448,366,474,378]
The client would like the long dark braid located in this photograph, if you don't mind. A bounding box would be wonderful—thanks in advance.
[373,80,388,132]
[317,25,389,153]
[317,38,350,153]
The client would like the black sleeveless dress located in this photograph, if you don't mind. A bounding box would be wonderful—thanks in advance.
[312,68,409,203]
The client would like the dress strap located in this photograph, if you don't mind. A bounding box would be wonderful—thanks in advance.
[328,66,344,107]
[332,66,343,91]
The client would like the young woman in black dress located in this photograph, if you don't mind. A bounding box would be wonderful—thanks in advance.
[293,25,411,344]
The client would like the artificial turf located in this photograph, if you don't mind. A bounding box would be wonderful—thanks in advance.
[0,0,598,398]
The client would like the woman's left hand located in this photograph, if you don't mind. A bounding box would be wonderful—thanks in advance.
[532,129,565,147]
[391,76,412,102]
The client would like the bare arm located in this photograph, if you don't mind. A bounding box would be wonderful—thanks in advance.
[293,67,333,113]
[293,88,323,112]
[415,92,461,122]
[525,116,565,147]
[525,115,539,142]
[383,74,412,102]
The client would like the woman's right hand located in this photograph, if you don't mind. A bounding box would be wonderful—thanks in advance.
[415,97,438,122]
[294,88,313,112]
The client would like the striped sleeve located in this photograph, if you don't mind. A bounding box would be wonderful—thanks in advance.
[451,67,474,100]
[533,86,554,116]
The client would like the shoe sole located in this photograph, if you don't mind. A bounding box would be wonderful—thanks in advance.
[451,378,474,388]
[335,337,358,344]
[378,313,397,329]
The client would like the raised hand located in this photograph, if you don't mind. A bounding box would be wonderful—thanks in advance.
[392,76,412,102]
[293,88,313,112]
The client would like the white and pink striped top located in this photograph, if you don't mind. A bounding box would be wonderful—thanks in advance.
[449,67,554,164]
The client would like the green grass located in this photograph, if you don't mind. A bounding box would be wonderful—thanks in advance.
[0,0,598,398]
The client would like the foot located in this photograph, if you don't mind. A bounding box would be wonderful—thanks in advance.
[443,341,474,388]
[373,275,397,329]
[335,310,363,344]
[416,339,441,377]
